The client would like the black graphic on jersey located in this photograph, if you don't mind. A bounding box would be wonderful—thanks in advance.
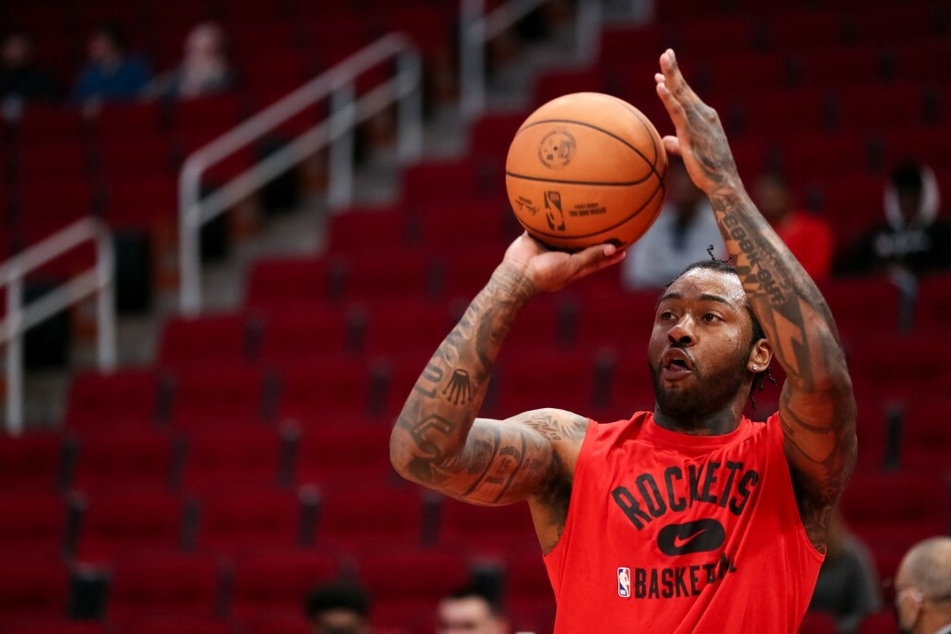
[657,518,725,556]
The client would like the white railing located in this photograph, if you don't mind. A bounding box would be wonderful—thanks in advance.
[179,33,423,315]
[459,0,602,121]
[1,217,116,434]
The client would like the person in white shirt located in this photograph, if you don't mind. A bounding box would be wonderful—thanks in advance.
[621,156,723,289]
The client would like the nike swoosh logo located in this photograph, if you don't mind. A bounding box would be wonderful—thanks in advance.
[657,519,726,556]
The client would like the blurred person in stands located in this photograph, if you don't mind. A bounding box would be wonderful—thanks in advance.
[72,25,150,111]
[838,161,951,278]
[146,22,235,100]
[437,584,509,634]
[893,536,951,634]
[809,508,881,633]
[621,156,723,289]
[306,580,371,634]
[0,30,60,118]
[390,49,856,632]
[752,169,834,283]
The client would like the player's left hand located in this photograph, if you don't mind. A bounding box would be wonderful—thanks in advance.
[503,233,625,293]
[655,48,742,196]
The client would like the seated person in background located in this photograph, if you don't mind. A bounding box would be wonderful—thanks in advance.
[752,169,834,283]
[0,30,60,116]
[145,22,235,100]
[306,581,371,634]
[893,536,951,634]
[808,509,881,633]
[838,161,951,278]
[621,156,722,289]
[72,25,150,109]
[437,584,509,634]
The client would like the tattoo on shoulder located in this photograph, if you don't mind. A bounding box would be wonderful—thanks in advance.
[522,411,588,442]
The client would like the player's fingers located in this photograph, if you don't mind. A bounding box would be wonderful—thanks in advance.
[662,136,681,156]
[660,49,699,105]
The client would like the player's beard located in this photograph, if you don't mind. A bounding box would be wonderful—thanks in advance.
[649,350,747,424]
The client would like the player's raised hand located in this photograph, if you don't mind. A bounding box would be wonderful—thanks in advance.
[655,49,742,196]
[502,233,625,293]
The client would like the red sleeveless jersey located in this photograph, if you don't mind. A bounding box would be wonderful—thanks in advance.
[543,411,823,633]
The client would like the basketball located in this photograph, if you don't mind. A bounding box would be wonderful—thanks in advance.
[505,92,668,251]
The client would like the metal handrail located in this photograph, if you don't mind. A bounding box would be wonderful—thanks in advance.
[1,216,116,434]
[459,0,602,121]
[179,32,423,315]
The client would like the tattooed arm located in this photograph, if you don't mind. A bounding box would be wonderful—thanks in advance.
[390,233,624,551]
[655,49,857,551]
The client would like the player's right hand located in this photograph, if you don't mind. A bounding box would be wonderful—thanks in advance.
[502,232,626,293]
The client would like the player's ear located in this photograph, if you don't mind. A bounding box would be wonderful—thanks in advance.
[747,338,772,374]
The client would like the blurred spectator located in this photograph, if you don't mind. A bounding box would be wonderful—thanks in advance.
[146,22,235,100]
[752,169,834,283]
[621,157,723,289]
[0,30,60,117]
[305,580,371,634]
[837,161,951,278]
[72,25,150,108]
[892,536,951,634]
[808,509,881,633]
[436,584,509,634]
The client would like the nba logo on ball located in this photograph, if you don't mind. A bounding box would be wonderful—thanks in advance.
[617,567,631,598]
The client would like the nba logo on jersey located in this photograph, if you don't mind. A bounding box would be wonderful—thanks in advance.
[617,567,631,598]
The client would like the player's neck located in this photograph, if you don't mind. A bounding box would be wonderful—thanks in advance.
[652,404,743,436]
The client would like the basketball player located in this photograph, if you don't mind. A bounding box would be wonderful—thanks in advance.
[390,49,856,631]
[893,537,951,634]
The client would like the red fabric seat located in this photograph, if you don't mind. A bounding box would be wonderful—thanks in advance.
[102,172,178,229]
[106,550,222,623]
[0,491,69,556]
[818,276,903,344]
[856,610,900,634]
[437,497,538,558]
[230,549,341,620]
[799,610,838,634]
[326,205,409,255]
[848,332,951,407]
[492,347,596,416]
[276,357,376,424]
[0,620,107,634]
[112,615,236,634]
[332,249,435,302]
[169,364,269,426]
[402,159,499,207]
[74,488,186,564]
[71,429,176,492]
[245,256,331,309]
[361,298,455,358]
[415,200,511,256]
[158,313,256,371]
[193,486,303,554]
[294,424,395,487]
[181,425,287,490]
[0,553,70,623]
[316,486,426,551]
[898,397,951,472]
[915,272,951,333]
[0,431,64,491]
[64,369,161,432]
[258,307,361,364]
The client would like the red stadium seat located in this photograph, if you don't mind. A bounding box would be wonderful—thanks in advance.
[158,313,257,371]
[258,307,362,364]
[106,550,222,623]
[0,619,107,634]
[848,331,951,407]
[332,249,435,302]
[0,553,70,622]
[193,486,303,554]
[361,298,455,358]
[437,497,538,558]
[915,272,951,333]
[898,397,951,473]
[326,205,410,255]
[799,610,838,634]
[64,369,162,432]
[245,256,332,309]
[818,276,903,345]
[112,615,236,634]
[0,491,70,557]
[230,549,342,620]
[70,429,176,492]
[857,610,900,634]
[180,425,288,490]
[169,364,269,426]
[294,424,395,488]
[0,431,64,491]
[74,489,186,564]
[316,486,426,551]
[275,357,377,425]
[492,347,597,416]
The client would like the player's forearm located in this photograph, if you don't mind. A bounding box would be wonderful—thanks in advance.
[389,263,536,485]
[710,186,850,397]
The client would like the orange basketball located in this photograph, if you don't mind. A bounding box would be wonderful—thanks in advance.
[505,92,668,251]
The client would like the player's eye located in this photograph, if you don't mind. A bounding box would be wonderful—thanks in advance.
[702,313,720,322]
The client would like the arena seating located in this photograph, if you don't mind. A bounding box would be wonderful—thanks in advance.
[2,0,949,632]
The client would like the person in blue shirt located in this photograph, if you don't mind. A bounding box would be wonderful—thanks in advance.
[73,25,150,107]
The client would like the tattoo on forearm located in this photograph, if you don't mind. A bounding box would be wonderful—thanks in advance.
[443,369,473,404]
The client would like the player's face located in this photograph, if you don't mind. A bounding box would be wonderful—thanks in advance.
[648,269,754,420]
